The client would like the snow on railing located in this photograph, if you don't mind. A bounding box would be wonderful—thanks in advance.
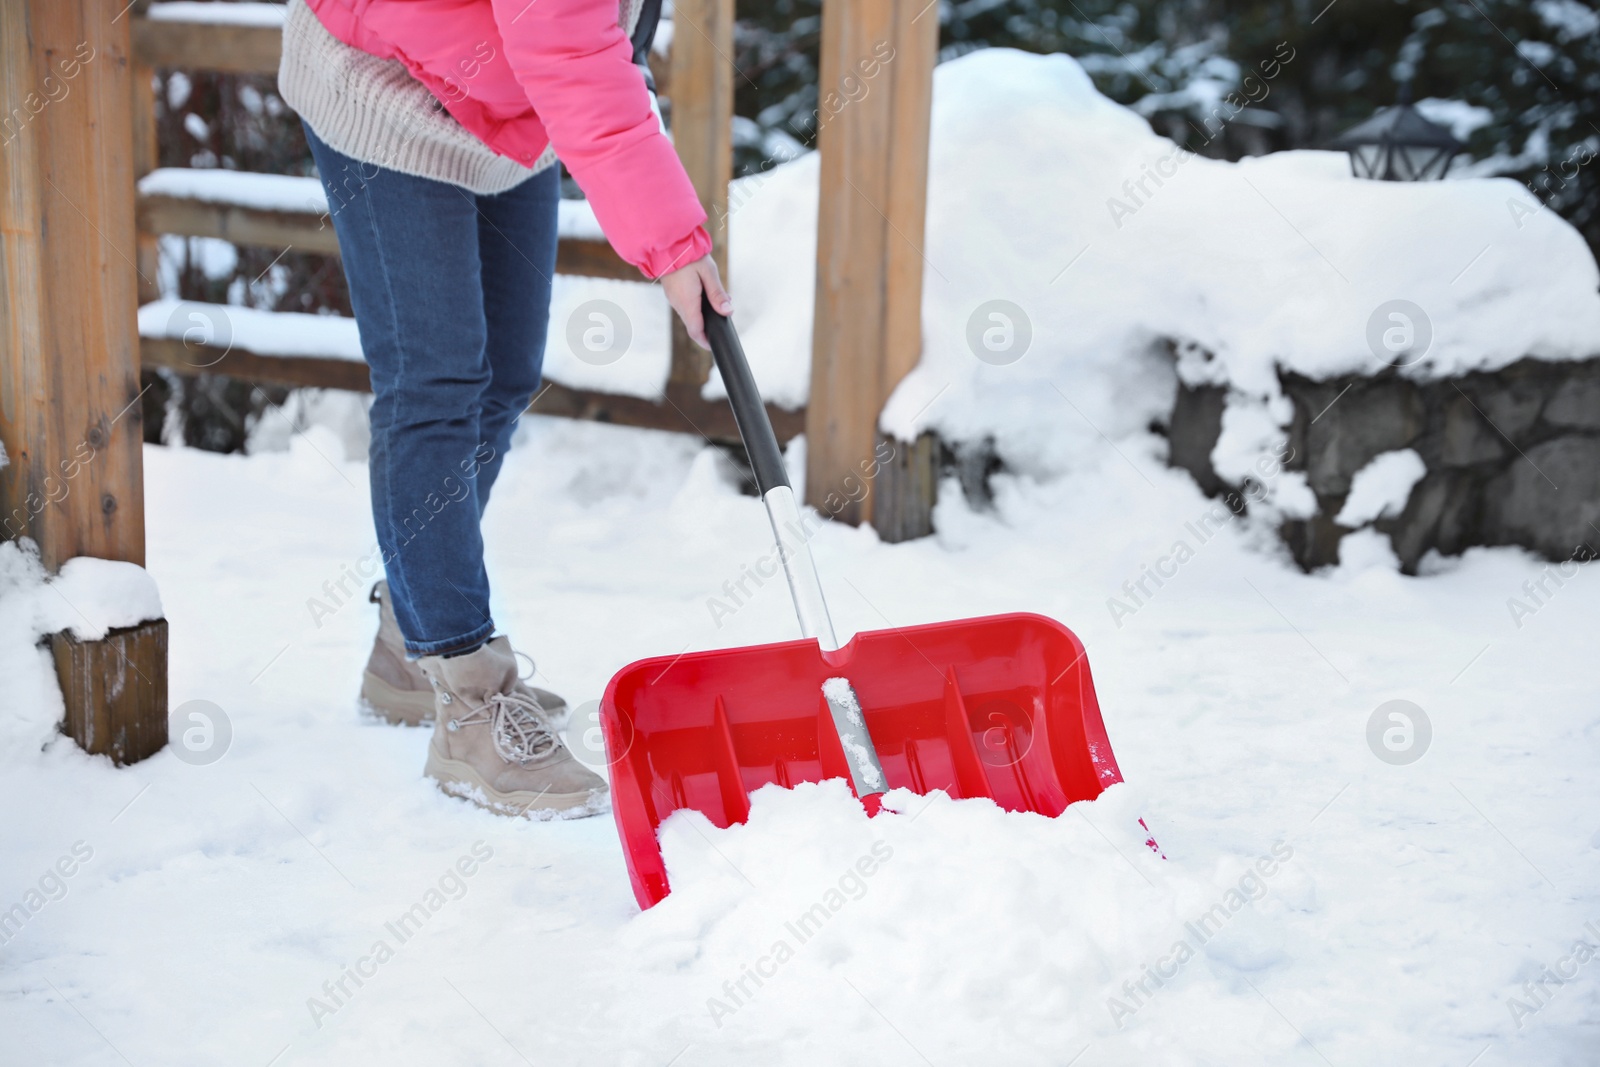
[137,299,364,364]
[137,168,608,241]
[145,1,287,27]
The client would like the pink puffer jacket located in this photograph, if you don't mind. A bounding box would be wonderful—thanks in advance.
[306,0,710,279]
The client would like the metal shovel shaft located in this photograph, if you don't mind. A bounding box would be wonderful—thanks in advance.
[700,296,886,797]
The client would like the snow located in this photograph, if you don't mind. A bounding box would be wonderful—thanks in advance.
[820,676,862,725]
[1335,449,1428,527]
[1415,98,1497,142]
[9,44,1600,1067]
[135,42,1600,480]
[635,780,1223,1056]
[140,48,1600,478]
[146,1,288,27]
[158,235,238,290]
[820,677,882,789]
[139,168,330,216]
[0,546,163,651]
[555,199,606,242]
[543,275,671,399]
[138,298,365,362]
[182,112,210,144]
[3,414,1598,1064]
[136,286,669,402]
[166,71,192,111]
[1535,0,1600,39]
[723,151,821,408]
[44,558,165,641]
[137,167,609,242]
[721,49,1600,489]
[136,171,656,394]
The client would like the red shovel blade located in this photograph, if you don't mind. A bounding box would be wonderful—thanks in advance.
[599,612,1123,909]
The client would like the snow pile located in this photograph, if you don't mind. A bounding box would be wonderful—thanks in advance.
[724,49,1600,487]
[0,542,163,752]
[1336,449,1428,526]
[0,544,163,643]
[5,422,1600,1063]
[622,780,1309,1064]
[13,43,1600,1067]
[40,557,164,641]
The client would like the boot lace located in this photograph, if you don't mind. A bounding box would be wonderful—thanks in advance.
[448,690,560,765]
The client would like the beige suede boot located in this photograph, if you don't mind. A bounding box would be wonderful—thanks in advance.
[358,581,436,725]
[360,581,570,728]
[418,641,608,818]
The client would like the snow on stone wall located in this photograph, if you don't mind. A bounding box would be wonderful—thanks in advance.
[724,47,1600,564]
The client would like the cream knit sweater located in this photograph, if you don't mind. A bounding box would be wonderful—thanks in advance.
[279,0,645,196]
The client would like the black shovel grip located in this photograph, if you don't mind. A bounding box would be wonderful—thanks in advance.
[702,293,790,495]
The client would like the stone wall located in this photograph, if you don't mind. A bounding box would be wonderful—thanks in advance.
[1167,357,1600,573]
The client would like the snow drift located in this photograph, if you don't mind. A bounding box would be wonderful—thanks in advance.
[722,48,1600,489]
[621,780,1314,1064]
[0,542,163,756]
[9,46,1600,1067]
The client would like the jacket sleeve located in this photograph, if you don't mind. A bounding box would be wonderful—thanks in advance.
[490,0,711,279]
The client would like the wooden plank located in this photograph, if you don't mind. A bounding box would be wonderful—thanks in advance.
[130,13,663,88]
[131,4,162,306]
[554,236,645,282]
[141,335,372,393]
[806,0,938,538]
[668,0,733,278]
[529,380,805,447]
[648,48,671,98]
[1,0,167,767]
[0,4,49,522]
[138,192,343,256]
[1,0,148,567]
[666,0,733,387]
[54,621,169,766]
[136,191,643,280]
[139,337,803,447]
[131,16,282,75]
[872,431,939,542]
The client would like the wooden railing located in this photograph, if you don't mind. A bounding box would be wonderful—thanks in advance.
[132,8,283,74]
[2,0,938,766]
[129,0,751,439]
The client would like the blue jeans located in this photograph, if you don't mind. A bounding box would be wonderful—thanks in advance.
[306,126,559,656]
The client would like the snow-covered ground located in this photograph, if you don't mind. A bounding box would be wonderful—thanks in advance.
[3,413,1598,1066]
[6,43,1599,1067]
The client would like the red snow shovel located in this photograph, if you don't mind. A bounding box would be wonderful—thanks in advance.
[599,299,1127,909]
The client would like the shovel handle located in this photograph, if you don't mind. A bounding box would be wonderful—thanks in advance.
[701,294,789,496]
[702,297,888,799]
[701,294,840,651]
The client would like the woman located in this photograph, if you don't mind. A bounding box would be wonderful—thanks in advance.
[279,0,730,818]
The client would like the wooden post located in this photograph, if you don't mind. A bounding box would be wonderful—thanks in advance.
[130,0,160,305]
[807,0,938,538]
[666,0,732,388]
[0,0,168,765]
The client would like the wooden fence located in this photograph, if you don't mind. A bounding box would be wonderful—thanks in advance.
[0,0,937,764]
[127,0,780,444]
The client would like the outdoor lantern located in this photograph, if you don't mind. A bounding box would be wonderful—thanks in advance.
[1326,83,1465,181]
